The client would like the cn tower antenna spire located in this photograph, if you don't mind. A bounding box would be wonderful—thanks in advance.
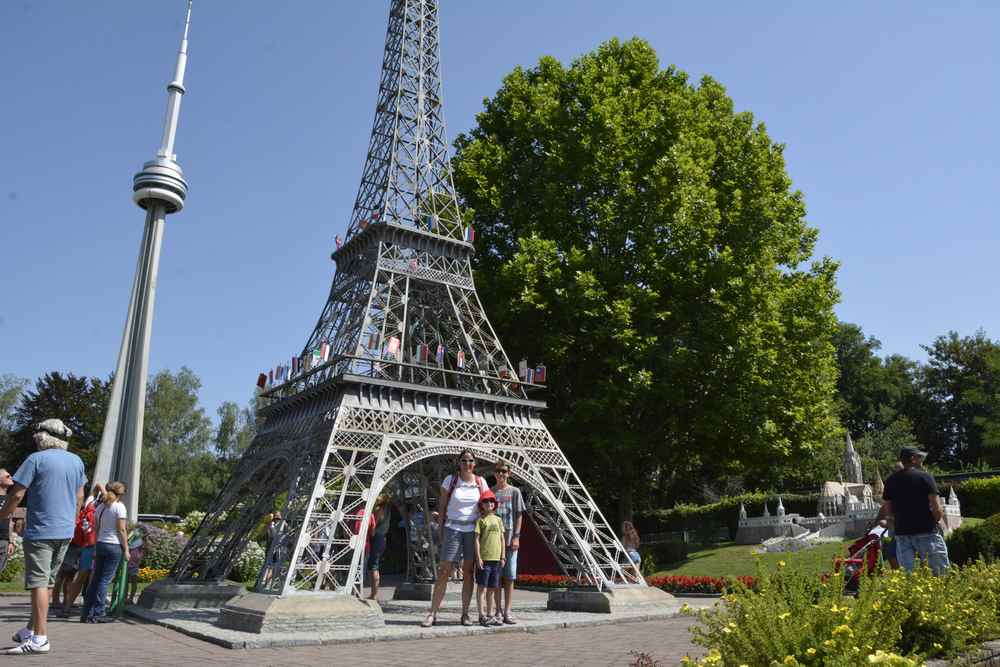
[95,1,194,519]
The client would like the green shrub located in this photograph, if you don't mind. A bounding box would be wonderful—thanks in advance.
[642,541,687,570]
[0,539,24,584]
[681,560,1000,665]
[142,524,189,571]
[230,540,265,583]
[945,476,1000,519]
[636,492,819,540]
[947,512,1000,565]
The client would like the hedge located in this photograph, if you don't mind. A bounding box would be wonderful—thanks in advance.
[946,512,1000,565]
[635,492,820,541]
[941,476,1000,519]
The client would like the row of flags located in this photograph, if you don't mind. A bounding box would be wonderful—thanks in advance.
[518,358,547,384]
[256,341,333,390]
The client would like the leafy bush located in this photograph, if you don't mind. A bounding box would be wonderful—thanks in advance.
[142,523,189,571]
[947,512,1000,565]
[0,538,24,584]
[178,511,206,536]
[642,541,688,569]
[681,560,1000,665]
[636,492,820,541]
[230,540,265,583]
[945,476,1000,519]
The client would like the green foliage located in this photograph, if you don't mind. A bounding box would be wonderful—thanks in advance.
[949,476,1000,518]
[0,375,28,461]
[682,560,1000,666]
[452,37,841,518]
[7,372,110,472]
[178,511,206,536]
[917,330,1000,467]
[140,368,216,516]
[636,493,819,540]
[947,512,1000,565]
[642,541,687,571]
[214,400,257,483]
[230,540,265,583]
[0,538,24,584]
[142,523,189,570]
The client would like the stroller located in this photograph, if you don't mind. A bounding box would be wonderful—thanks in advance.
[835,524,886,595]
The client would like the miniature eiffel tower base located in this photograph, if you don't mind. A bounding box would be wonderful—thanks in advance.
[137,579,246,611]
[547,586,674,614]
[217,592,383,634]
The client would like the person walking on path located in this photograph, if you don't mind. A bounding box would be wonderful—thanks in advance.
[490,459,524,624]
[0,419,87,655]
[422,449,489,628]
[879,447,950,575]
[0,469,16,574]
[366,494,391,600]
[80,482,130,623]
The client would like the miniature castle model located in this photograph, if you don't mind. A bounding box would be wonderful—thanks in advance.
[736,434,963,546]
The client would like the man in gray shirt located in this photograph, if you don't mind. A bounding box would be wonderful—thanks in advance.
[0,419,86,655]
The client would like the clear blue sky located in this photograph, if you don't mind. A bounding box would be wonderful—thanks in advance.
[2,1,997,421]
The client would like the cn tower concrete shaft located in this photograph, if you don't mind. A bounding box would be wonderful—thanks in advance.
[94,1,193,519]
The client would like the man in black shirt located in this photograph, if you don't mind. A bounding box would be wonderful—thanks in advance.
[880,447,950,574]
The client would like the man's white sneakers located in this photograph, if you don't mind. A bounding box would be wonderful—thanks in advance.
[6,637,50,655]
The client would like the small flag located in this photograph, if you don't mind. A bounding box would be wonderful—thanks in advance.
[368,333,379,350]
[320,341,330,362]
[499,366,511,380]
[535,364,547,383]
[456,350,465,369]
[292,356,299,375]
[464,225,475,242]
[372,211,380,221]
[359,219,369,230]
[257,373,267,389]
[276,365,285,382]
[435,343,445,365]
[303,354,311,371]
[526,368,534,384]
[518,358,528,381]
[268,369,274,386]
[335,235,343,249]
[417,343,429,363]
[423,215,434,232]
[312,348,322,367]
[387,336,400,357]
[409,258,419,271]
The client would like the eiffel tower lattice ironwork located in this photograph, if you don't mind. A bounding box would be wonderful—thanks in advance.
[168,0,644,600]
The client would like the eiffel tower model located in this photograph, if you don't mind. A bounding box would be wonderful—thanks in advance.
[142,0,665,632]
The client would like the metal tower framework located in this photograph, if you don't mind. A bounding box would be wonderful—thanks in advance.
[171,0,643,599]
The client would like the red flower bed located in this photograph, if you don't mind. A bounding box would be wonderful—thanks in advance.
[517,573,756,594]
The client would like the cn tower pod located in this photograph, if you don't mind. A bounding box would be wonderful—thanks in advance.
[132,156,188,213]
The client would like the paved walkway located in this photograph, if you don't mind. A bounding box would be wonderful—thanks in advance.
[0,595,706,666]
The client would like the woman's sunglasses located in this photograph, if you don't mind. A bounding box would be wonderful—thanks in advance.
[459,458,476,465]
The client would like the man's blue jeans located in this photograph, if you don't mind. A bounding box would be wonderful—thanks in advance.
[81,542,123,620]
[895,532,950,575]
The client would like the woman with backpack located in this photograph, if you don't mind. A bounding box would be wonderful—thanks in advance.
[80,482,130,623]
[422,449,489,628]
[59,484,101,617]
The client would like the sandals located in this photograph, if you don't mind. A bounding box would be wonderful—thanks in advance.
[503,613,517,625]
[460,612,473,626]
[421,613,436,628]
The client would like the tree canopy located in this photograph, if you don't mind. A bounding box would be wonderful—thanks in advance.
[452,38,841,516]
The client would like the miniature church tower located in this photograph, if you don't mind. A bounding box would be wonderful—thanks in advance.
[872,465,884,499]
[776,496,786,517]
[843,433,864,484]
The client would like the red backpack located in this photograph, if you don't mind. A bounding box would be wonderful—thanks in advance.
[72,500,97,547]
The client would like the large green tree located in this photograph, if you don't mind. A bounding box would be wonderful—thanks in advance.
[213,398,257,483]
[140,367,215,515]
[0,375,29,460]
[452,38,840,517]
[915,330,1000,467]
[7,372,110,471]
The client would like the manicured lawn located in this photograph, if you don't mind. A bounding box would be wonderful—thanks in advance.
[962,516,984,528]
[652,539,854,579]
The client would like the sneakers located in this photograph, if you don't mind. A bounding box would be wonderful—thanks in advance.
[489,614,504,626]
[6,637,50,655]
[478,615,489,627]
[460,612,473,626]
[420,613,436,628]
[503,612,517,625]
[10,628,30,644]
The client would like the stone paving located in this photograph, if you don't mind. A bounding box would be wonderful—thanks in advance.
[0,593,710,666]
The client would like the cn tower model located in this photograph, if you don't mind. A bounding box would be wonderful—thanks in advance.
[95,1,193,518]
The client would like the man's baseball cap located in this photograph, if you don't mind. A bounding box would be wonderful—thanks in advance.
[899,446,928,461]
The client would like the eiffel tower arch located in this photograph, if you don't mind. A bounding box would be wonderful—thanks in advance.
[140,0,666,631]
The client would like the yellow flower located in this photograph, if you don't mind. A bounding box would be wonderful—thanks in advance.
[783,656,798,666]
[778,560,786,567]
[778,612,791,620]
[832,624,853,638]
[933,642,943,650]
[806,648,816,656]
